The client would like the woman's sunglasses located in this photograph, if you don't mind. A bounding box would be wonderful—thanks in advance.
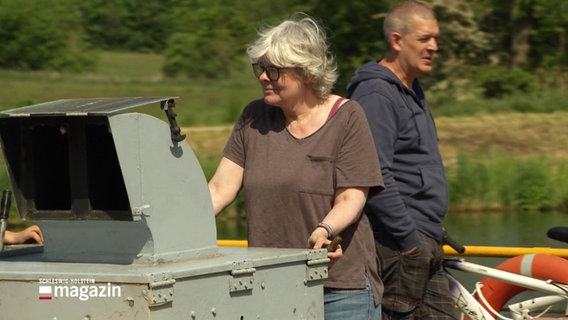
[252,63,281,81]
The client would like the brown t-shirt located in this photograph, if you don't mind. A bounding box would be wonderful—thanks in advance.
[223,98,384,303]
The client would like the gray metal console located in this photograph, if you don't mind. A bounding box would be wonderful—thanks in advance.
[0,97,326,319]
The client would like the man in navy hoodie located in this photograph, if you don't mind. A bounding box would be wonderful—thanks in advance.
[347,1,458,319]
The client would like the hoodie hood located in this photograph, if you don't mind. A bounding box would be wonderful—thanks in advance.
[346,60,404,97]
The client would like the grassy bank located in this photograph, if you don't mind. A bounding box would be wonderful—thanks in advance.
[437,112,568,212]
[0,51,260,126]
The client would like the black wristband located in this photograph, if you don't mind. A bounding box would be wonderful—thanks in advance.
[317,222,334,239]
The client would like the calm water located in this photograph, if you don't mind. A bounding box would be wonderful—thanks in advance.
[444,210,567,248]
[216,210,568,291]
[445,210,568,289]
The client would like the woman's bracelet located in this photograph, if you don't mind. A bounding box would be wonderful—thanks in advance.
[317,222,334,239]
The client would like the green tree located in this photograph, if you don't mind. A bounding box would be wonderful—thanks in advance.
[75,0,174,52]
[309,0,392,95]
[430,1,493,70]
[163,0,308,79]
[474,0,568,69]
[0,0,96,71]
[310,0,496,96]
[531,0,568,67]
[162,31,233,78]
[163,0,238,78]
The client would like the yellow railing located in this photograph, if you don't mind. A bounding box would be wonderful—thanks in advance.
[443,245,568,258]
[216,240,568,258]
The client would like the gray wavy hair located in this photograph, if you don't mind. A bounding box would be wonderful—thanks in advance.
[246,13,338,98]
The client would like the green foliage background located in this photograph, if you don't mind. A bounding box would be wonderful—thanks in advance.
[1,0,567,97]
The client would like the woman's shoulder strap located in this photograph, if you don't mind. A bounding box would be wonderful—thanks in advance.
[327,97,348,120]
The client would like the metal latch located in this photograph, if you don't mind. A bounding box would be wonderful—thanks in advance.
[160,98,186,143]
[145,272,176,306]
[131,204,151,221]
[229,260,256,293]
[305,249,329,283]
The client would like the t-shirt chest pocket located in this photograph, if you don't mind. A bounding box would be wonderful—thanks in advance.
[300,155,336,195]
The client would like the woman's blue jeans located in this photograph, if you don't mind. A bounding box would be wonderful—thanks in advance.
[324,276,381,320]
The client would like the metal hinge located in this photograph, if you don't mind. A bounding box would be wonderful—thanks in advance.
[229,260,256,293]
[145,272,176,306]
[305,249,329,283]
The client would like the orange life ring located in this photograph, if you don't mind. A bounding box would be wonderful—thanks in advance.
[473,254,568,315]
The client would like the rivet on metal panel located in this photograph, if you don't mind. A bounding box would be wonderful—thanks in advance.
[126,296,135,307]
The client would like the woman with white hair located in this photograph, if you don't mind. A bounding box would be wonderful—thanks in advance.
[208,14,384,319]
